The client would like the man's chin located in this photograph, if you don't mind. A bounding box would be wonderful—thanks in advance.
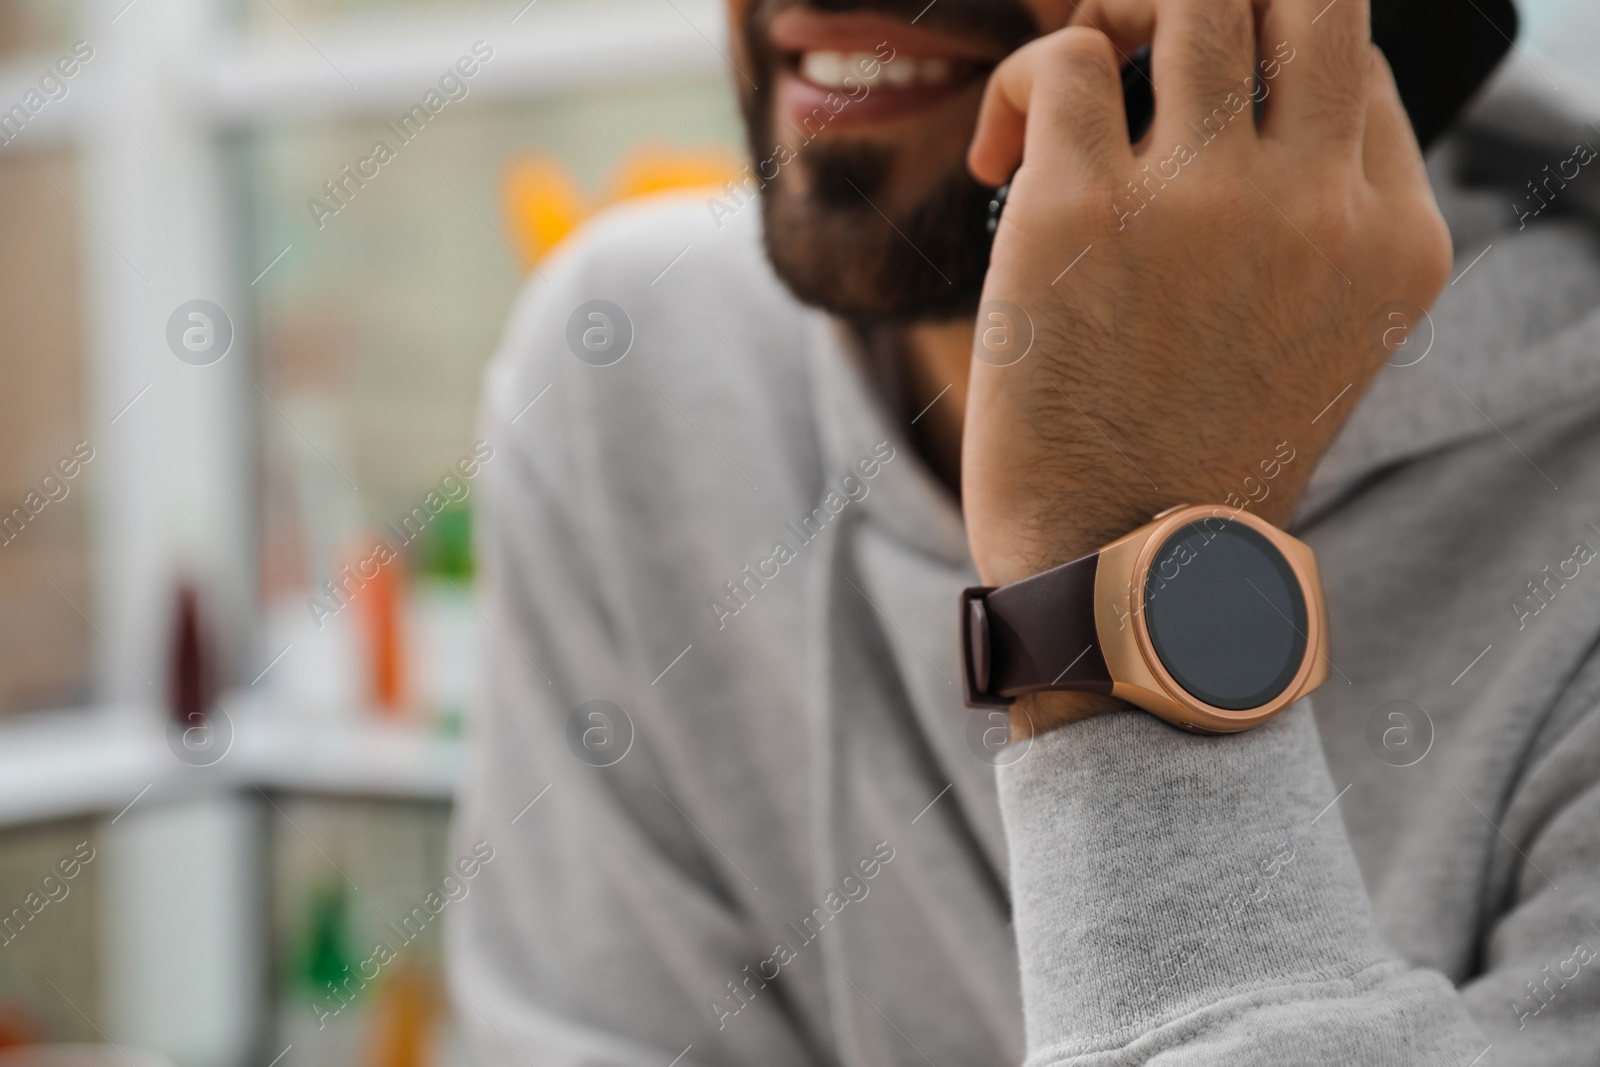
[756,167,994,324]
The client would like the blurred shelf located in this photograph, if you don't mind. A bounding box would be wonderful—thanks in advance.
[0,0,729,151]
[0,697,462,829]
[196,0,730,124]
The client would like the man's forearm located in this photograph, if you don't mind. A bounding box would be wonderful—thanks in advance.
[998,705,1488,1065]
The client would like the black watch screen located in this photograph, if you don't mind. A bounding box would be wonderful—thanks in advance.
[1142,517,1309,711]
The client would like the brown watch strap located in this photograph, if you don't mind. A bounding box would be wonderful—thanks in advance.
[961,551,1114,707]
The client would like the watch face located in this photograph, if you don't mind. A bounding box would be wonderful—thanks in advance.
[1141,518,1309,711]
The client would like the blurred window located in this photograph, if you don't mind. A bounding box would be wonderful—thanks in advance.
[246,51,743,723]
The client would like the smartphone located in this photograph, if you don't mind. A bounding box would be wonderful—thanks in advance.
[987,0,1518,233]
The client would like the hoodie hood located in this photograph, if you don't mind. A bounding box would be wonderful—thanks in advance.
[1297,49,1600,522]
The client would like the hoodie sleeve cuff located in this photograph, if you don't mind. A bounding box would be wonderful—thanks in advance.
[996,702,1400,1059]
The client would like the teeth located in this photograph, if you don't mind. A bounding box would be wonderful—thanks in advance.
[799,51,957,89]
[800,51,849,87]
[882,56,917,86]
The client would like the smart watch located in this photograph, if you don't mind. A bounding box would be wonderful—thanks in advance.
[961,504,1329,733]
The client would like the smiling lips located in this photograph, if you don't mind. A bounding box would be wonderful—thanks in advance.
[767,8,1000,130]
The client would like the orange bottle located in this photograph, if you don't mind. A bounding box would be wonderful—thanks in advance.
[357,547,406,715]
[363,964,439,1067]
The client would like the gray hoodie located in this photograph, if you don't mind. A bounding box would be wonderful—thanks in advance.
[447,54,1600,1067]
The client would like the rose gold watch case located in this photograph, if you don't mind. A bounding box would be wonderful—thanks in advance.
[1093,504,1330,733]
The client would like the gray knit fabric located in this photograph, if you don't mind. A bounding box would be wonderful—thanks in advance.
[447,55,1600,1066]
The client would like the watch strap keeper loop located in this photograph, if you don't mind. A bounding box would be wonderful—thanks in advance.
[961,586,1012,708]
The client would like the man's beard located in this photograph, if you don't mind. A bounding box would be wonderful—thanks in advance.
[738,0,1036,324]
[757,139,995,322]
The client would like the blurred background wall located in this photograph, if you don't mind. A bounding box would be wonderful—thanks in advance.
[0,1,1594,1066]
[0,1,741,1064]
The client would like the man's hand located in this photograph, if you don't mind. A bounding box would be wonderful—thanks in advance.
[959,0,1450,733]
[962,0,1448,577]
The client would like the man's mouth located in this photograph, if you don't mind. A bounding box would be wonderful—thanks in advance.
[796,50,969,90]
[768,9,1001,131]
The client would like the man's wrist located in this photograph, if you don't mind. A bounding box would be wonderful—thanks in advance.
[973,500,1161,588]
[973,483,1304,589]
[979,489,1318,735]
[981,501,1158,738]
[1012,691,1129,738]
